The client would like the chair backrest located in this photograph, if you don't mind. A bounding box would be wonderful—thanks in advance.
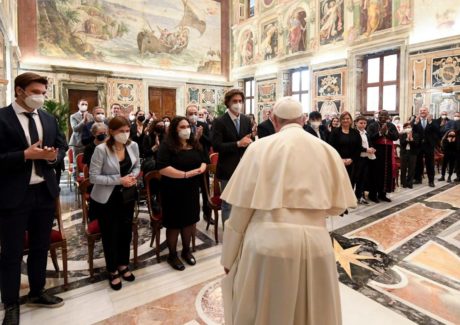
[76,153,85,174]
[143,171,162,220]
[83,164,89,178]
[68,148,74,172]
[204,164,221,208]
[209,152,219,165]
[54,197,66,241]
[78,178,91,226]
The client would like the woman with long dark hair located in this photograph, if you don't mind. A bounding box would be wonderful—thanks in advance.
[130,110,146,156]
[156,116,209,271]
[89,116,140,290]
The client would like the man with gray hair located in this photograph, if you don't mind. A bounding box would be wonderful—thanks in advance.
[256,107,275,138]
[220,97,356,325]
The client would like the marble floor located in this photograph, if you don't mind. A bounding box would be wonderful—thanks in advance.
[1,177,460,325]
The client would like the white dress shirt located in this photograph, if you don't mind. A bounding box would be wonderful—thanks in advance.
[227,109,240,130]
[359,129,370,158]
[12,101,45,184]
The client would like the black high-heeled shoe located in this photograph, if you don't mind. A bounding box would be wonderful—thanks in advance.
[108,272,122,291]
[119,267,135,282]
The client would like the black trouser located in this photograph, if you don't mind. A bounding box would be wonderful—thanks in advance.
[95,188,134,273]
[199,175,211,218]
[352,157,369,200]
[400,151,417,186]
[0,183,55,304]
[441,153,456,177]
[415,148,435,182]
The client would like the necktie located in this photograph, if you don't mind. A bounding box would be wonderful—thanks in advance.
[234,118,240,134]
[422,119,426,129]
[24,112,43,177]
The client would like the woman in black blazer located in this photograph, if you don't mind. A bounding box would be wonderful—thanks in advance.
[329,111,362,180]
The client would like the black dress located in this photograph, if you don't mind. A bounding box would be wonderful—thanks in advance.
[329,127,362,178]
[156,142,209,229]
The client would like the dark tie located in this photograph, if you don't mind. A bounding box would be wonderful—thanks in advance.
[24,112,43,177]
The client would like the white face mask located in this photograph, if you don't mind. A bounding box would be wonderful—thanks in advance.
[311,121,321,128]
[95,113,105,121]
[197,117,205,123]
[454,116,460,121]
[113,132,130,144]
[230,103,243,114]
[188,115,198,124]
[79,103,88,112]
[24,94,45,110]
[405,128,412,134]
[129,115,135,122]
[178,128,191,140]
[164,121,170,127]
[441,115,447,119]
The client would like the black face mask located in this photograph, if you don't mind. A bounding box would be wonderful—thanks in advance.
[96,134,107,141]
[137,116,145,122]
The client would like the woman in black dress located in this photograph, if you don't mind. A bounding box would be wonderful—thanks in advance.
[129,110,146,156]
[157,116,209,271]
[329,111,362,180]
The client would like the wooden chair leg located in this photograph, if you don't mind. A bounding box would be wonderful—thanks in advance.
[214,209,219,244]
[88,238,95,277]
[155,224,161,263]
[50,248,60,272]
[61,243,68,288]
[150,221,155,248]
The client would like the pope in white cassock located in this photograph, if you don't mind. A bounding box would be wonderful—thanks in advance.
[220,97,357,325]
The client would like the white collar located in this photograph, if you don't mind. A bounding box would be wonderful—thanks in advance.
[12,100,38,115]
[227,109,240,121]
[280,123,302,132]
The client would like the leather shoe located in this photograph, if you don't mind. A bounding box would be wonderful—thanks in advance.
[181,251,196,266]
[26,291,64,308]
[378,195,392,202]
[438,176,445,181]
[2,303,19,325]
[167,254,185,271]
[107,272,122,291]
[429,182,435,187]
[414,179,422,184]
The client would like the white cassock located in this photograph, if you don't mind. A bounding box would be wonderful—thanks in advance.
[220,123,357,325]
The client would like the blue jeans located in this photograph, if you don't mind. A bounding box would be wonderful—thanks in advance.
[220,179,232,224]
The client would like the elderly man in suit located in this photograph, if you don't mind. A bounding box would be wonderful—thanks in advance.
[69,98,93,158]
[412,106,440,187]
[0,72,68,325]
[257,107,275,139]
[212,89,253,223]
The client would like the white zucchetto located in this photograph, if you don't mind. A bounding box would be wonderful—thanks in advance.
[273,97,303,119]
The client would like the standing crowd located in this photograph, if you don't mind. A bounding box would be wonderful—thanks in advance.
[1,72,460,325]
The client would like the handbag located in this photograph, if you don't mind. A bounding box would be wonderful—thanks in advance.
[121,186,139,204]
[141,156,156,173]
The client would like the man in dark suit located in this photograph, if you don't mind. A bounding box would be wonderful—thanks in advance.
[257,107,275,138]
[412,106,440,187]
[303,111,329,141]
[212,89,253,223]
[186,104,213,224]
[0,73,67,325]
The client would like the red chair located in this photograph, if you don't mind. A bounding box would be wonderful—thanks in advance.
[23,198,68,288]
[79,179,139,276]
[75,153,86,184]
[209,152,219,165]
[144,171,196,262]
[203,163,222,244]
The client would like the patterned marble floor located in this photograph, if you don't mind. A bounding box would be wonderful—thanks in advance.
[1,178,459,324]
